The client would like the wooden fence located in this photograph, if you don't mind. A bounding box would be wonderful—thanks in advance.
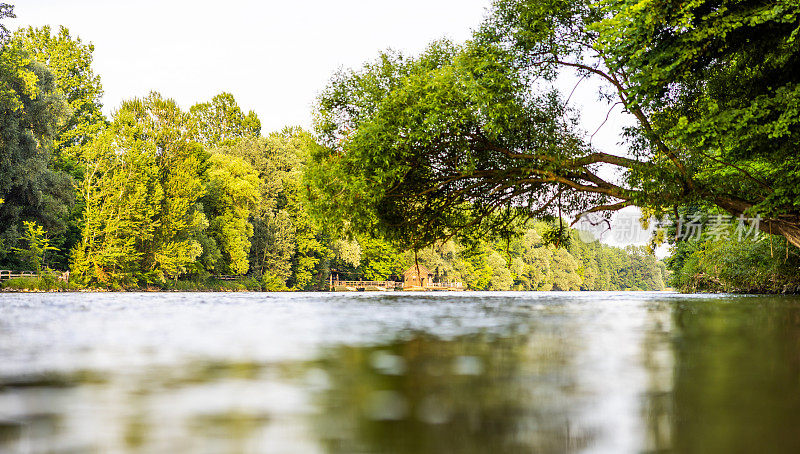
[0,270,69,281]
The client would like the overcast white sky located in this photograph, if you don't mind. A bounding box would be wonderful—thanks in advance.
[9,0,493,131]
[8,0,655,250]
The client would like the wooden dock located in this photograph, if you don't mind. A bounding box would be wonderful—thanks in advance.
[330,280,464,292]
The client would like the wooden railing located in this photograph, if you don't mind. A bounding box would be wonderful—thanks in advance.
[0,270,38,280]
[0,270,69,281]
[331,280,398,289]
[331,280,464,291]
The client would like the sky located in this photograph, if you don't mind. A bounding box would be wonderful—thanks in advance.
[8,0,656,250]
[8,0,492,130]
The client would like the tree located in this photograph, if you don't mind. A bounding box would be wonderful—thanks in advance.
[12,221,58,271]
[0,37,72,267]
[188,92,260,147]
[11,26,105,168]
[308,42,582,250]
[203,153,260,275]
[549,248,581,291]
[70,124,162,287]
[71,93,207,286]
[251,209,295,281]
[517,229,552,290]
[483,0,800,243]
[2,25,106,267]
[285,181,328,290]
[209,127,320,286]
[357,235,406,281]
[486,250,514,290]
[308,0,800,252]
[665,210,800,292]
[0,3,13,43]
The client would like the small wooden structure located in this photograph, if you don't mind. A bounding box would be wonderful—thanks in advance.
[403,264,431,289]
[329,265,464,291]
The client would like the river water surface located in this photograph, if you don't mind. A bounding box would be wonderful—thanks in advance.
[1,291,800,453]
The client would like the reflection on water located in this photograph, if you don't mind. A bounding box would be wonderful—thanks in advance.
[1,292,800,453]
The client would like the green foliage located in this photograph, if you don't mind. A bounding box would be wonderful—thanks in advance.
[11,221,58,271]
[307,41,591,250]
[208,127,332,290]
[261,271,289,291]
[285,182,327,290]
[357,236,407,281]
[487,0,800,243]
[160,276,261,292]
[306,0,800,259]
[0,23,107,271]
[327,221,664,291]
[8,26,107,267]
[251,209,295,281]
[0,3,13,43]
[189,92,260,147]
[667,226,800,293]
[541,220,573,250]
[11,26,106,164]
[71,93,207,287]
[213,128,317,282]
[6,4,770,293]
[203,153,260,275]
[0,38,73,268]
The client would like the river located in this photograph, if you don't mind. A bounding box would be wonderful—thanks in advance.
[1,291,799,453]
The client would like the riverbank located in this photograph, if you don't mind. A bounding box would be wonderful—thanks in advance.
[0,276,269,293]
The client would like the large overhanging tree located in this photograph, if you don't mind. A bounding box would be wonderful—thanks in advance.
[307,0,800,248]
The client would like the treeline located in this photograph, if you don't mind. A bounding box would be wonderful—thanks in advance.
[0,18,665,291]
[332,225,666,291]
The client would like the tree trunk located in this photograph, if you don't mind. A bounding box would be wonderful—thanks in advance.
[714,196,800,248]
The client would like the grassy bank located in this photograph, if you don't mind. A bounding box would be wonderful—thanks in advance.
[0,276,81,292]
[0,276,285,292]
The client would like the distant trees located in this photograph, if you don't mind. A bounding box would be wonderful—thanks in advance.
[12,221,58,271]
[0,20,107,270]
[61,88,343,289]
[68,91,269,286]
[328,221,665,291]
[205,128,328,290]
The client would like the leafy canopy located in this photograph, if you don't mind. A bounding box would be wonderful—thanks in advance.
[308,41,605,250]
[308,0,800,250]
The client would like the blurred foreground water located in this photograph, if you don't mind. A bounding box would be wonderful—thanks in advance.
[1,291,800,453]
